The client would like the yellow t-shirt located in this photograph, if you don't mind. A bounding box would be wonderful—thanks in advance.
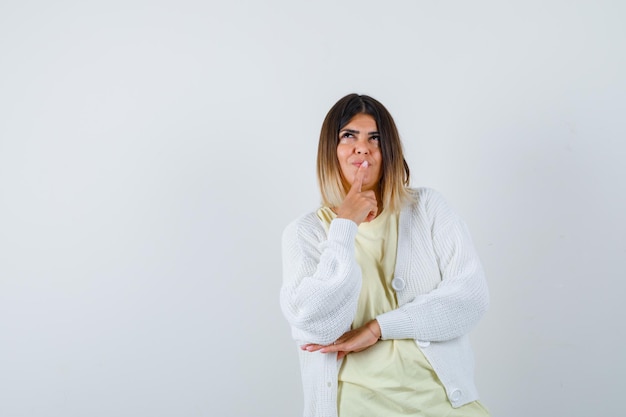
[316,207,490,417]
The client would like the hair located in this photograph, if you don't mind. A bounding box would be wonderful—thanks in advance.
[317,93,413,213]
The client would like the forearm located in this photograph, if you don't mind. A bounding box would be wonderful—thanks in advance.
[376,273,489,342]
[378,214,489,342]
[280,217,362,345]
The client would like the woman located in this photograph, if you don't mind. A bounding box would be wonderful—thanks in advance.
[280,94,490,417]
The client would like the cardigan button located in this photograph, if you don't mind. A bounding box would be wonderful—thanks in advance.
[450,389,462,402]
[391,277,406,291]
[417,340,430,348]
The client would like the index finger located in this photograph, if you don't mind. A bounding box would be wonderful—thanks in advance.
[301,344,325,352]
[350,160,368,193]
[320,343,344,353]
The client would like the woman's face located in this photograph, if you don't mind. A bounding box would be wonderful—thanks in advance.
[336,113,383,192]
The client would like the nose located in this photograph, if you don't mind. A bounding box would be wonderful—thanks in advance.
[355,140,370,154]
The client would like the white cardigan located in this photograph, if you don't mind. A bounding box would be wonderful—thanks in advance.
[280,188,489,417]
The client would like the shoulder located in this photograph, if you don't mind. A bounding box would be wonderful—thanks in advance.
[405,187,453,213]
[403,187,461,229]
[407,186,442,200]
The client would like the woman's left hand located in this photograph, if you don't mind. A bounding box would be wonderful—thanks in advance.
[300,320,381,360]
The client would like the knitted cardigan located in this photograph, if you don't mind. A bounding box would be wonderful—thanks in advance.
[280,188,489,417]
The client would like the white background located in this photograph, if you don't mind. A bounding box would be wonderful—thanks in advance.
[1,1,624,416]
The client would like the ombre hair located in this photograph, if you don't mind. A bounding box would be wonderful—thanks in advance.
[317,94,413,213]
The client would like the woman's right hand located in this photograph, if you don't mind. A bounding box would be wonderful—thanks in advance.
[335,161,378,225]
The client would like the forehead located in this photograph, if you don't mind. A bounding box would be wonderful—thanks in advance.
[342,113,378,130]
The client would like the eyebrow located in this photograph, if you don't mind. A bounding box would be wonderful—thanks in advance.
[340,128,380,135]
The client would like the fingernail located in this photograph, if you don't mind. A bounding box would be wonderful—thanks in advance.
[362,161,368,168]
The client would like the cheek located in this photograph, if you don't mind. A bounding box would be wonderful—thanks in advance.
[373,150,383,167]
[373,154,383,180]
[373,166,383,182]
[335,153,348,174]
[337,149,352,168]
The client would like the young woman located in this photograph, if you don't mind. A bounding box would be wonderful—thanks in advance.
[280,94,490,417]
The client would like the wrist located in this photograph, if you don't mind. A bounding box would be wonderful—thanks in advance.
[366,320,381,340]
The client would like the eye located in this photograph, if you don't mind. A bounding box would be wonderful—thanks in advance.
[339,132,355,143]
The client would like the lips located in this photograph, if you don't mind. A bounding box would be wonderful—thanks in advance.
[352,160,369,167]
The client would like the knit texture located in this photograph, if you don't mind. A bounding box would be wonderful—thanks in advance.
[280,188,489,417]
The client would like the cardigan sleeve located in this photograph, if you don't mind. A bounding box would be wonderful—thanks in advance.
[376,189,490,342]
[280,214,362,346]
